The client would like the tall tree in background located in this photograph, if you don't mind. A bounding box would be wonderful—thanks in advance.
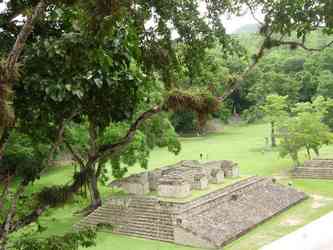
[262,94,288,147]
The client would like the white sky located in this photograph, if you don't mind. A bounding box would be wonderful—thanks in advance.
[0,1,262,34]
[222,12,262,33]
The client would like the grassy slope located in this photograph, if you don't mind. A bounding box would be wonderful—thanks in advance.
[22,123,333,250]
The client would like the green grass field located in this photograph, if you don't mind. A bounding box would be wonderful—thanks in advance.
[17,122,333,250]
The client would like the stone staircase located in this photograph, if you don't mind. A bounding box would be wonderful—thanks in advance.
[293,167,333,179]
[304,159,333,168]
[293,159,333,179]
[75,196,175,242]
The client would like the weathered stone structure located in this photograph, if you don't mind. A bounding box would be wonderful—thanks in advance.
[211,169,224,184]
[112,172,150,195]
[76,176,306,249]
[109,160,240,198]
[293,159,333,179]
[158,176,191,198]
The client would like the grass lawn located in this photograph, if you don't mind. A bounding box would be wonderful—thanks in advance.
[15,122,333,250]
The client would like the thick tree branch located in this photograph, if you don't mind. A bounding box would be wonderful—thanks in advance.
[64,140,85,169]
[64,140,86,169]
[5,1,46,77]
[97,105,162,160]
[219,38,267,102]
[0,0,47,140]
[46,110,79,166]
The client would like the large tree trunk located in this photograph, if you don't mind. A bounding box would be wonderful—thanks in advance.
[88,170,102,209]
[271,121,277,147]
[87,122,102,209]
[306,146,312,160]
[197,112,208,135]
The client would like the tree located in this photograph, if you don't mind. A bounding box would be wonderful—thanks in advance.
[277,96,333,165]
[262,94,288,147]
[1,0,233,213]
[12,228,96,250]
[0,129,97,249]
[317,70,333,99]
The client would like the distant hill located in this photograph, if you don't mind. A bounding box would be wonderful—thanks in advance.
[233,23,260,34]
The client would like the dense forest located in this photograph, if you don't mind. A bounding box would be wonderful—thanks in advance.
[172,30,333,134]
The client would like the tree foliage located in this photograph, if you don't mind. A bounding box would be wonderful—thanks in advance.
[12,228,96,250]
[277,96,333,165]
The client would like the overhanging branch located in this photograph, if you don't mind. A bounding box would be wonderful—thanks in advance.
[64,140,86,169]
[97,105,162,159]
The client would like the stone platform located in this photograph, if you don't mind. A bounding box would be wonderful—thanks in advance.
[76,176,306,249]
[293,159,333,179]
[109,160,240,198]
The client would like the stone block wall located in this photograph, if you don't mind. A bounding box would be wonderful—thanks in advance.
[121,182,149,195]
[193,175,209,190]
[111,172,150,195]
[158,181,191,198]
[211,170,224,184]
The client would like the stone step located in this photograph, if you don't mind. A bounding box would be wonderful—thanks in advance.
[90,209,173,221]
[88,215,172,225]
[78,218,174,233]
[123,221,174,230]
[127,208,171,214]
[115,230,174,242]
[127,210,172,217]
[294,170,333,177]
[116,227,174,239]
[293,175,333,179]
[84,215,123,223]
[84,214,173,227]
[127,201,159,206]
[294,174,333,176]
[294,170,333,173]
[94,207,171,216]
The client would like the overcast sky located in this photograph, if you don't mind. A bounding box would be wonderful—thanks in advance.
[0,1,262,34]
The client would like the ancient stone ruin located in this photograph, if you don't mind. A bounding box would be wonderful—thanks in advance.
[293,159,333,179]
[76,160,306,249]
[109,160,239,198]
